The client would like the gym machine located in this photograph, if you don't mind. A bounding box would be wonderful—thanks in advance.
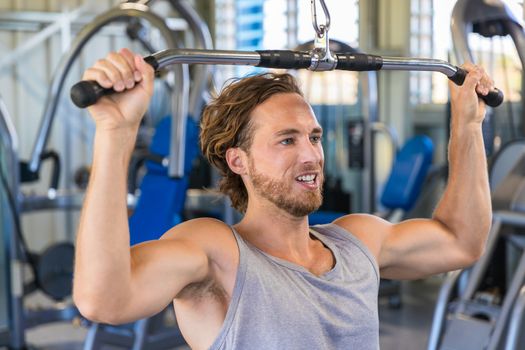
[427,140,525,350]
[71,11,503,183]
[426,2,525,349]
[0,0,214,348]
[0,94,19,348]
[451,0,525,147]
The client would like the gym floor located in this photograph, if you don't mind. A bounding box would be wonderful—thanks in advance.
[3,276,442,349]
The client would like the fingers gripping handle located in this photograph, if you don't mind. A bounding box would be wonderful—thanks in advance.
[449,67,504,107]
[70,56,159,108]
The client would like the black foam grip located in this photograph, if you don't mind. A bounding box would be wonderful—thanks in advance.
[480,88,504,107]
[70,81,113,108]
[449,67,504,107]
[448,67,467,85]
[256,50,311,69]
[335,53,383,71]
[70,55,159,108]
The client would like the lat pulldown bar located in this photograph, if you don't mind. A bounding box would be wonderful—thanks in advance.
[71,48,504,109]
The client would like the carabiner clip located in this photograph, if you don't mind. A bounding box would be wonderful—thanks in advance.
[310,0,336,71]
[311,0,331,38]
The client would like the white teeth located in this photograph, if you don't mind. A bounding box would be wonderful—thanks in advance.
[297,174,316,182]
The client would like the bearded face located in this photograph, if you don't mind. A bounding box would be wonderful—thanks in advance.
[248,157,324,217]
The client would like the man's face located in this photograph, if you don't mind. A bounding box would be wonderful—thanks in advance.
[244,92,324,217]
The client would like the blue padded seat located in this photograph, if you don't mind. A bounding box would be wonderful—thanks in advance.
[129,116,199,245]
[380,135,433,211]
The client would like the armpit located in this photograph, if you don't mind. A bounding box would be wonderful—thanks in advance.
[176,276,228,303]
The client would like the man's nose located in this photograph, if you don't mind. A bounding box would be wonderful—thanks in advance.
[298,138,323,164]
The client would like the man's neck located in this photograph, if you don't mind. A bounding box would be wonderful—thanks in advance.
[234,204,316,264]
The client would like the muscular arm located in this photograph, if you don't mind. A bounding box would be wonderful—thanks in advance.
[336,64,492,279]
[73,49,212,324]
[74,129,211,323]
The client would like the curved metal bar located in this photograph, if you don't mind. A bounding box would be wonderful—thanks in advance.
[0,94,25,349]
[131,0,214,119]
[451,0,474,64]
[28,3,182,175]
[72,48,504,177]
[169,61,189,177]
[487,244,525,349]
[153,49,261,68]
[168,0,214,120]
[450,0,523,120]
[125,0,214,174]
[381,57,458,77]
[73,49,503,109]
[150,49,465,77]
[451,0,525,65]
[426,270,463,350]
[505,286,525,350]
[0,96,19,164]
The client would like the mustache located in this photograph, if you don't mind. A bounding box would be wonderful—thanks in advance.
[296,164,323,173]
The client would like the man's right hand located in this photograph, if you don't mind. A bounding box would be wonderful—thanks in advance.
[82,48,154,131]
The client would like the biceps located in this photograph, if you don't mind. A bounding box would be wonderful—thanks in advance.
[380,219,472,279]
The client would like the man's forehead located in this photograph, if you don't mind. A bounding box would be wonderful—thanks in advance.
[250,93,321,130]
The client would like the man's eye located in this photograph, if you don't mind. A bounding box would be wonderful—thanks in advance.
[280,138,294,145]
[310,136,322,143]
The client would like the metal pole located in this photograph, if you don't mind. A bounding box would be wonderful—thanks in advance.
[28,3,178,174]
[0,96,25,348]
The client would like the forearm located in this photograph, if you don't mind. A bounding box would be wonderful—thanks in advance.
[433,121,492,257]
[74,128,138,308]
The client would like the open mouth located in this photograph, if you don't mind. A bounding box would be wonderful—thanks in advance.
[295,174,317,185]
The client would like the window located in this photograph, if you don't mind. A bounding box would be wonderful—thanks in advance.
[410,0,524,105]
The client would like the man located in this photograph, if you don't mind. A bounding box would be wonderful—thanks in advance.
[73,48,493,349]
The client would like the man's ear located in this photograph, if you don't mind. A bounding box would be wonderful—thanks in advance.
[225,147,247,175]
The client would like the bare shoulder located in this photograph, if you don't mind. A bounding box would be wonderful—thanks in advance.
[332,213,393,260]
[160,217,239,271]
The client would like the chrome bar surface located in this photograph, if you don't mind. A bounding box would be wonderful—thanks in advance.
[152,49,261,68]
[29,3,177,173]
[381,56,458,77]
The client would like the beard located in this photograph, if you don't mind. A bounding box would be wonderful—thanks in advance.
[248,159,324,217]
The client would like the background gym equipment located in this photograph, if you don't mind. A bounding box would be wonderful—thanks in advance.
[128,117,199,245]
[0,0,214,348]
[452,0,525,149]
[0,94,19,348]
[0,80,83,348]
[69,1,503,184]
[427,139,525,350]
[425,2,525,348]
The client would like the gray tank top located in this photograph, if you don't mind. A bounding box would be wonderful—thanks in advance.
[209,223,380,350]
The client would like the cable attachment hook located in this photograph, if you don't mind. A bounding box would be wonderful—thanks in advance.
[311,0,331,37]
[310,0,336,71]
